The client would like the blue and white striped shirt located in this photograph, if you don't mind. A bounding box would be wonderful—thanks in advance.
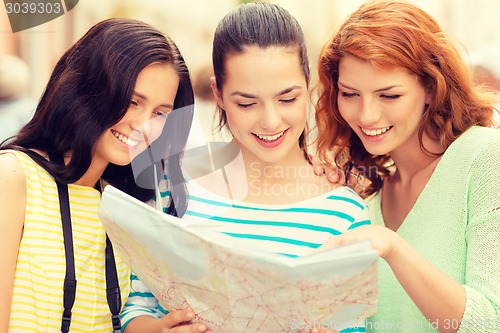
[121,178,370,332]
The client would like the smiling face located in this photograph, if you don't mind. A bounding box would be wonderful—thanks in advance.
[94,62,179,168]
[337,55,430,157]
[213,45,308,166]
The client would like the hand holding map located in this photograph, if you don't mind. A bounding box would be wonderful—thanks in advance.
[99,185,378,332]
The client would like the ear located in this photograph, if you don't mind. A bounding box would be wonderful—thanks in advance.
[210,76,224,109]
[423,84,434,106]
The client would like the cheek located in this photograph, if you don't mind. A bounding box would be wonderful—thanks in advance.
[337,100,351,122]
[225,110,249,132]
[298,101,308,121]
[288,101,308,125]
[149,117,167,141]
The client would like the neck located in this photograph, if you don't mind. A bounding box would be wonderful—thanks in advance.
[240,146,309,183]
[239,145,336,204]
[74,157,108,187]
[389,132,444,183]
[32,149,108,188]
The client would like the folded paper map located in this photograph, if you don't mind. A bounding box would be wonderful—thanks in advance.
[99,185,378,332]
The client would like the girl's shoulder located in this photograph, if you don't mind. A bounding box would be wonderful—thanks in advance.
[0,150,27,203]
[446,126,499,161]
[0,149,28,179]
[459,126,500,145]
[0,149,52,184]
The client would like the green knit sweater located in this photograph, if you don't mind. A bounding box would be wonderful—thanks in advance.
[366,126,500,333]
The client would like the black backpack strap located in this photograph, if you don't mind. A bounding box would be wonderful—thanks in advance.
[49,153,77,333]
[47,153,122,332]
[96,182,122,333]
[106,236,122,333]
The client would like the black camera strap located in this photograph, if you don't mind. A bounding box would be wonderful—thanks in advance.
[48,153,121,333]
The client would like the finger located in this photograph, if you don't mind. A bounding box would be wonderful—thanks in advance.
[314,165,325,176]
[169,322,210,333]
[337,167,346,184]
[311,155,325,175]
[326,169,339,183]
[161,309,195,328]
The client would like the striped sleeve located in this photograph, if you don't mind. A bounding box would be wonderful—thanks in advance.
[120,180,172,329]
[120,274,168,330]
[343,188,371,230]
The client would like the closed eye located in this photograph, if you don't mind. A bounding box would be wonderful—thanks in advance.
[153,109,171,118]
[341,92,358,98]
[238,103,256,109]
[130,99,139,107]
[380,94,401,100]
[279,97,297,104]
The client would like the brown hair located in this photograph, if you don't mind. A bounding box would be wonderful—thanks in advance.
[315,0,497,195]
[212,2,310,156]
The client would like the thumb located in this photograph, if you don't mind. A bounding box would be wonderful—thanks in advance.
[161,310,195,328]
[312,235,345,254]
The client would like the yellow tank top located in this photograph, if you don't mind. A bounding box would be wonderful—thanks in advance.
[4,150,130,333]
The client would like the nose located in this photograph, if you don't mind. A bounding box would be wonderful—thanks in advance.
[259,104,281,131]
[130,111,154,141]
[358,97,381,125]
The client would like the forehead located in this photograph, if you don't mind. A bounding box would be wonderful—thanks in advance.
[134,62,180,102]
[339,55,418,86]
[222,45,305,93]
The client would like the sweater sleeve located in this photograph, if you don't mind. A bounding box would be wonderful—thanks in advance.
[120,274,168,331]
[458,135,500,332]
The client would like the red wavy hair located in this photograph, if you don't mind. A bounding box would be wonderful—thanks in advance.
[314,0,497,196]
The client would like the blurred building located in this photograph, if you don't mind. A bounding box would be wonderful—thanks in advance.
[1,0,499,118]
[0,54,37,142]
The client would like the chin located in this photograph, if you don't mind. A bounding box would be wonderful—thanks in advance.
[260,153,289,165]
[364,146,389,156]
[110,159,132,167]
[108,152,135,166]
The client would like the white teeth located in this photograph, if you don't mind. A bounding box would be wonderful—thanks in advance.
[255,131,285,142]
[112,130,139,147]
[361,126,391,136]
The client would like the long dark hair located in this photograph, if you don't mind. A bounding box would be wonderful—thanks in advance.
[1,18,194,215]
[212,2,310,156]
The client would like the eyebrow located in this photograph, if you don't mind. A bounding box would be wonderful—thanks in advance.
[338,82,403,93]
[230,85,303,99]
[133,91,174,109]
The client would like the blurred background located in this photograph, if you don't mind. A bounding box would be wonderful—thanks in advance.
[1,0,499,142]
